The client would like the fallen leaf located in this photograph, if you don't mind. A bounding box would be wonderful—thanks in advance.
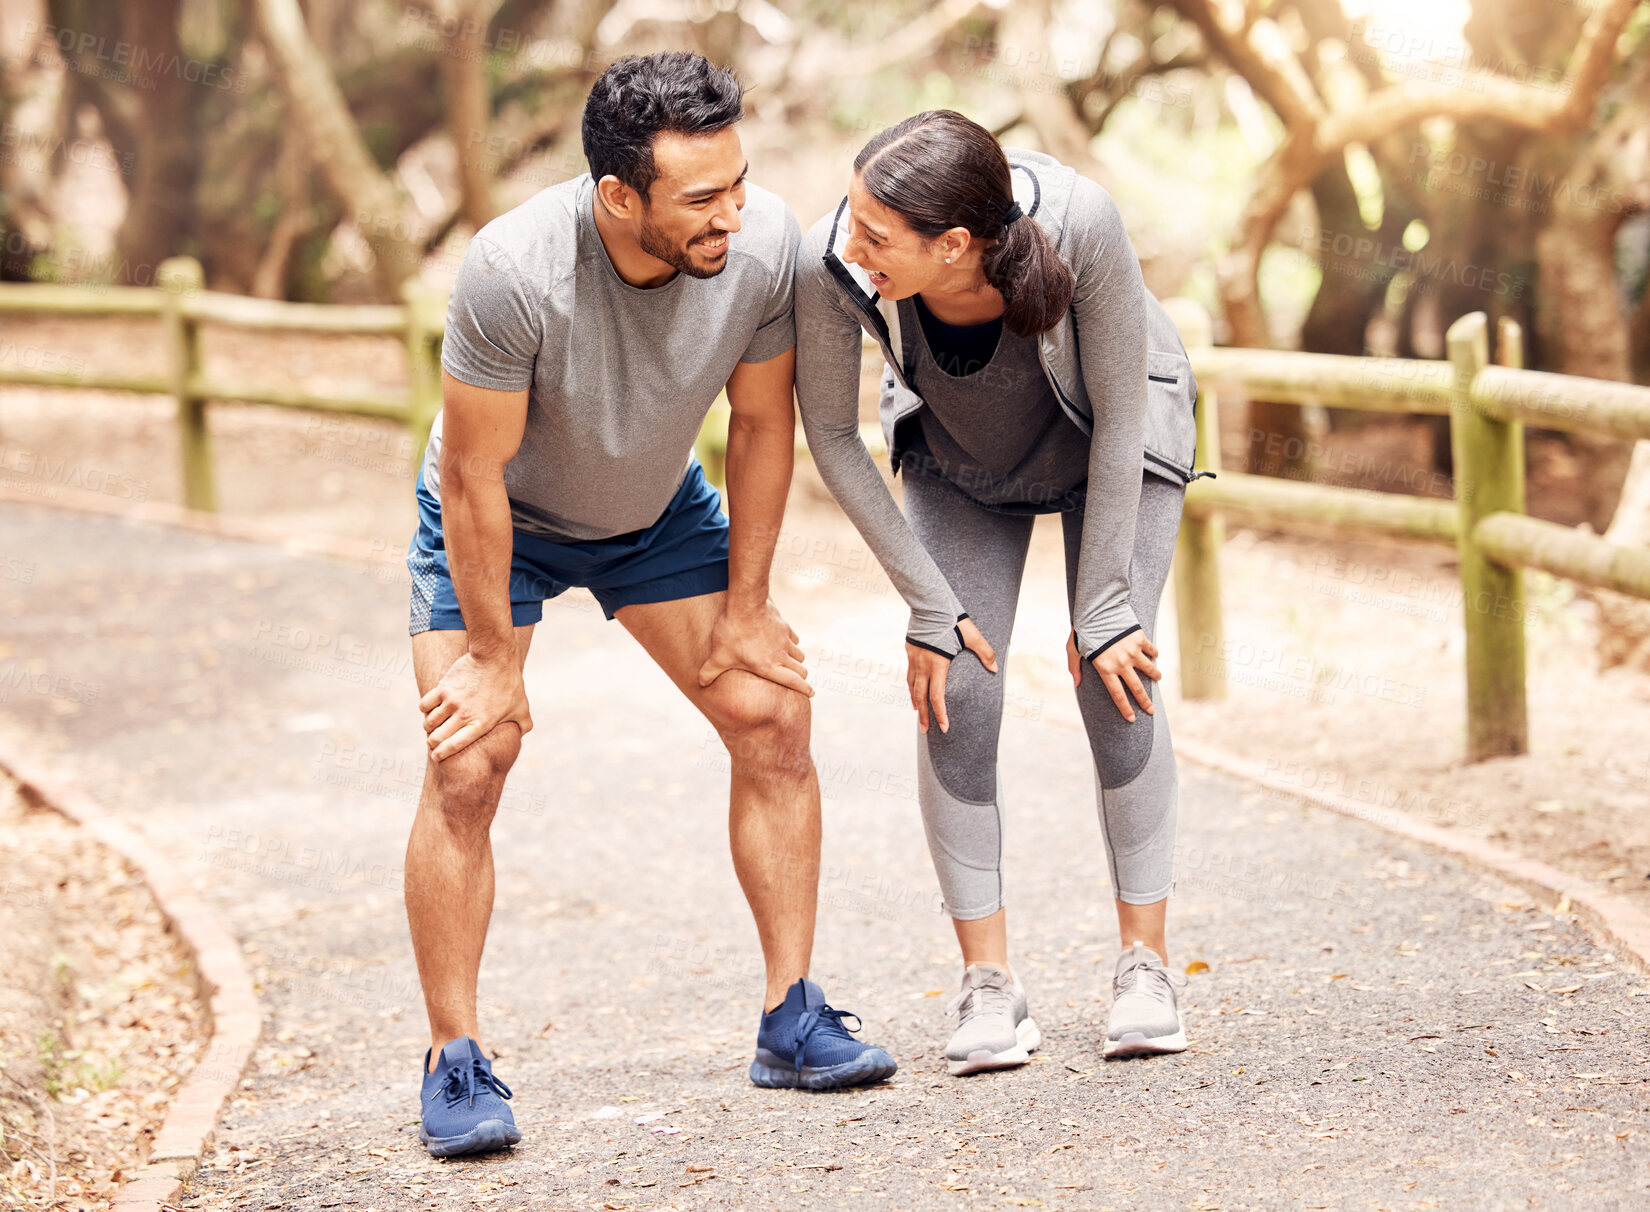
[1184,961,1210,975]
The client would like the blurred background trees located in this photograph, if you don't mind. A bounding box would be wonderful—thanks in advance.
[0,0,1647,654]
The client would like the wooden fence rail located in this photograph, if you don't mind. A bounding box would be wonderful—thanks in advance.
[0,255,445,512]
[1180,308,1650,761]
[4,260,1650,762]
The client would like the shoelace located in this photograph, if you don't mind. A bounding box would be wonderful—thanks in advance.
[1115,958,1187,1005]
[946,969,1015,1024]
[790,1004,863,1073]
[427,1058,514,1109]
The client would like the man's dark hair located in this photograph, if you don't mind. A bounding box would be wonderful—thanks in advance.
[581,53,745,201]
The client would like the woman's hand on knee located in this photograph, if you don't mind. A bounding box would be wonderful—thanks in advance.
[905,619,995,735]
[1068,629,1160,723]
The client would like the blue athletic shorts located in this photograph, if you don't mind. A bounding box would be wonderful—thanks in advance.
[406,460,730,635]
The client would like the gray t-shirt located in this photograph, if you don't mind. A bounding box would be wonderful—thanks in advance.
[423,175,800,540]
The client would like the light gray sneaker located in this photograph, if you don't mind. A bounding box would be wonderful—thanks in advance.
[944,963,1041,1076]
[1103,941,1188,1060]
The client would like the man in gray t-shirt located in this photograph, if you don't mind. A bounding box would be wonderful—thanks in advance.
[403,53,895,1160]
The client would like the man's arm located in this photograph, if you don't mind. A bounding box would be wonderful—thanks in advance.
[419,370,535,759]
[696,348,812,696]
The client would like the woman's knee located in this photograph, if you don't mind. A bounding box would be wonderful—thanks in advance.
[923,661,1005,803]
[1078,679,1158,789]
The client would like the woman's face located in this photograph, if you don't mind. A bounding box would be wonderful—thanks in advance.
[842,173,956,300]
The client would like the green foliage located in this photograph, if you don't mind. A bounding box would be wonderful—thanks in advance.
[36,1029,122,1099]
[1098,90,1277,230]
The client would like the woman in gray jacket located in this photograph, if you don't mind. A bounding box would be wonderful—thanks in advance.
[794,111,1202,1073]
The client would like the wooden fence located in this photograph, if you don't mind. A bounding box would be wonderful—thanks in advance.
[0,255,445,512]
[3,261,1649,761]
[1175,308,1650,761]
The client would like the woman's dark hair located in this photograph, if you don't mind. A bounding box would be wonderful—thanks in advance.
[854,110,1074,337]
[582,53,745,200]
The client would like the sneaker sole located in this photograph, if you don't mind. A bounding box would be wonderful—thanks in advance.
[947,1016,1042,1077]
[418,1118,522,1158]
[749,1047,898,1090]
[1103,1021,1188,1060]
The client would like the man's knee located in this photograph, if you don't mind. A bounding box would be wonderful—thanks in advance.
[431,723,522,823]
[710,675,812,772]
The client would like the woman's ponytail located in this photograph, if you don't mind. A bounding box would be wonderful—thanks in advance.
[854,109,1075,338]
[980,211,1074,338]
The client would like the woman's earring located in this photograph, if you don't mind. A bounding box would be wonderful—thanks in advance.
[945,257,953,263]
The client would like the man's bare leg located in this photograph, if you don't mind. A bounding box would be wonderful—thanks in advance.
[616,591,819,1011]
[405,624,535,1070]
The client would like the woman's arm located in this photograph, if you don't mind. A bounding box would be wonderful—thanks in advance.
[1067,180,1150,664]
[794,232,970,656]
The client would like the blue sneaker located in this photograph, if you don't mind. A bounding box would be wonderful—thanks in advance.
[418,1037,521,1158]
[750,978,897,1090]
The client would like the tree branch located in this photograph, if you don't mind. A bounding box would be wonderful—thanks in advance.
[1215,0,1640,350]
[1162,0,1324,129]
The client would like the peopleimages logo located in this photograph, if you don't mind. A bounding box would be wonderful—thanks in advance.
[1408,143,1626,217]
[1312,230,1526,300]
[22,21,243,92]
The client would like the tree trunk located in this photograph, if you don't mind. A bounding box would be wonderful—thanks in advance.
[440,2,497,231]
[1576,77,1650,670]
[1599,441,1650,670]
[0,20,62,279]
[1633,231,1650,381]
[251,0,423,296]
[112,0,201,271]
[1532,68,1650,543]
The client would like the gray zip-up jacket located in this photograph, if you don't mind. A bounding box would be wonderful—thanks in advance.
[794,147,1200,659]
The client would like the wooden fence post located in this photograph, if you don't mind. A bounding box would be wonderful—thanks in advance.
[401,277,445,473]
[1166,299,1225,700]
[158,257,212,511]
[1447,311,1527,759]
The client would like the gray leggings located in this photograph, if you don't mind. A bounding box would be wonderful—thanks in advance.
[903,467,1185,919]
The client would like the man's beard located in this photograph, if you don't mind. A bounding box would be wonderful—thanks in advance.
[637,214,728,280]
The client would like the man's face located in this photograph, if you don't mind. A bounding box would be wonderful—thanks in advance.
[635,127,747,279]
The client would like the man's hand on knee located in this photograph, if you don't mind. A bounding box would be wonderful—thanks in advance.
[698,598,814,698]
[420,650,533,761]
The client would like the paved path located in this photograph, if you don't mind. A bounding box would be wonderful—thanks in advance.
[4,499,1649,1211]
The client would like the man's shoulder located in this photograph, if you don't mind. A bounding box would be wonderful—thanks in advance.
[467,176,589,277]
[728,182,801,271]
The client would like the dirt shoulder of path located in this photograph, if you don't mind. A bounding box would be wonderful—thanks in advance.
[0,774,207,1210]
